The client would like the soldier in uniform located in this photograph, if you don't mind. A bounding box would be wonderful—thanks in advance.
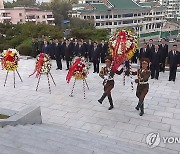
[133,58,151,116]
[98,56,123,110]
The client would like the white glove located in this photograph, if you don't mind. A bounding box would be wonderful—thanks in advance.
[104,75,109,80]
[131,79,135,83]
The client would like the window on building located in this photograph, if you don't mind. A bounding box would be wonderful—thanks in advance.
[101,22,105,26]
[42,15,46,19]
[101,15,104,19]
[123,20,133,24]
[84,16,86,19]
[19,13,22,17]
[37,16,40,19]
[109,15,112,19]
[96,23,100,26]
[96,16,100,19]
[114,22,117,25]
[123,13,133,18]
[114,15,117,18]
[118,21,121,25]
[134,20,137,23]
[106,22,109,25]
[20,19,23,22]
[138,13,141,16]
[134,14,137,17]
[109,22,112,25]
[47,15,53,18]
[118,15,121,18]
[105,15,108,19]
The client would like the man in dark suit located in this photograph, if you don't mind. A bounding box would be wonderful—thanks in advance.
[100,40,108,63]
[31,38,38,58]
[139,43,149,60]
[147,39,155,58]
[54,39,62,70]
[37,37,43,54]
[78,40,86,57]
[92,41,100,73]
[87,39,93,62]
[159,38,168,72]
[73,38,79,56]
[60,38,65,60]
[48,39,55,59]
[150,45,161,80]
[168,44,180,82]
[64,39,73,70]
[42,40,49,54]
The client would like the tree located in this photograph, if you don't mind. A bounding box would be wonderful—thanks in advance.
[15,0,37,7]
[51,0,72,25]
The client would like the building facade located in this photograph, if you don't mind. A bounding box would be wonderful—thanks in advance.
[0,1,54,25]
[162,0,180,20]
[70,0,166,33]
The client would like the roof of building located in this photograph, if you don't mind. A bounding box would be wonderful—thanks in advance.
[72,3,88,7]
[1,7,52,12]
[91,3,109,11]
[139,1,158,7]
[108,0,144,10]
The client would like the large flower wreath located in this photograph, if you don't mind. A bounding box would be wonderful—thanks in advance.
[66,57,90,83]
[109,29,138,72]
[29,53,51,78]
[1,48,20,71]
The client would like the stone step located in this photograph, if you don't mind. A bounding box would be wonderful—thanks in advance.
[0,144,32,154]
[3,125,125,154]
[0,124,177,154]
[4,124,162,154]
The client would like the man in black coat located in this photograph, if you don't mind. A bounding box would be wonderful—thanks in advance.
[147,39,155,59]
[48,39,55,59]
[92,42,100,73]
[100,40,108,63]
[139,43,149,60]
[54,39,62,70]
[87,39,93,62]
[73,38,79,56]
[159,38,168,72]
[31,38,38,58]
[168,44,180,82]
[37,37,43,54]
[150,45,162,80]
[42,40,49,54]
[78,40,86,57]
[60,38,65,60]
[64,39,73,70]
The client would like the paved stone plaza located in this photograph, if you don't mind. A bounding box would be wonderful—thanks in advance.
[0,59,180,153]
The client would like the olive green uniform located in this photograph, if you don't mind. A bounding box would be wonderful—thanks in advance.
[98,66,123,109]
[134,68,151,115]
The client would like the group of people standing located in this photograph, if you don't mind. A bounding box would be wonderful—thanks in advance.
[32,37,108,71]
[138,38,180,81]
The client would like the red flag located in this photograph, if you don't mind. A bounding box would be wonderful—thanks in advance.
[66,58,81,83]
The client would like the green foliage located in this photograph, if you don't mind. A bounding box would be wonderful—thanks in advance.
[70,28,109,42]
[17,38,32,56]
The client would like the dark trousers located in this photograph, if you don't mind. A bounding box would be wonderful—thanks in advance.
[93,60,99,73]
[56,57,62,69]
[66,60,70,69]
[169,65,177,81]
[160,59,166,72]
[151,64,160,79]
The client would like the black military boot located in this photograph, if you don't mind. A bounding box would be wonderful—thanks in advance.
[139,103,144,116]
[108,94,114,110]
[98,93,107,104]
[135,101,141,111]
